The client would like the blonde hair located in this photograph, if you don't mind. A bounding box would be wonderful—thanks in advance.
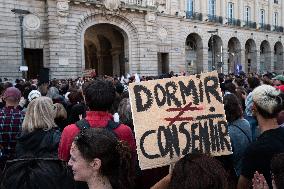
[22,96,57,132]
[54,103,67,119]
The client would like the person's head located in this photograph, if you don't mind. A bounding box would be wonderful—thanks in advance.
[3,82,13,90]
[117,98,133,129]
[223,94,243,123]
[84,80,115,111]
[3,87,21,107]
[271,153,284,189]
[68,90,84,104]
[224,82,236,94]
[68,128,133,189]
[252,85,284,119]
[169,153,228,189]
[233,78,244,87]
[54,103,67,120]
[22,97,57,132]
[247,77,260,90]
[46,87,59,100]
[28,90,41,102]
[69,103,86,123]
[38,83,49,96]
[272,75,284,86]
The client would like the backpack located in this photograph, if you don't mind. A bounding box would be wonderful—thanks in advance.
[0,157,75,189]
[75,118,120,134]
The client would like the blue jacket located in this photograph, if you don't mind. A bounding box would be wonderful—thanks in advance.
[228,118,252,176]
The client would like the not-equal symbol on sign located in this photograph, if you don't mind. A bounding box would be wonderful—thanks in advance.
[164,102,204,127]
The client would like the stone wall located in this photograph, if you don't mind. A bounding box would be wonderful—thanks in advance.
[0,0,284,80]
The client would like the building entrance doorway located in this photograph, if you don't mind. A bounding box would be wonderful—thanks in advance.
[158,53,169,75]
[24,49,43,80]
[84,24,128,76]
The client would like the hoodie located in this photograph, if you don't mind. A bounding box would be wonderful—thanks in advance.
[15,128,61,158]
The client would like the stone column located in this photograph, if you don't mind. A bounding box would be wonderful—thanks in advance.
[240,49,246,72]
[180,0,185,13]
[220,0,226,23]
[282,0,284,29]
[199,0,203,15]
[223,48,229,74]
[269,50,274,72]
[195,0,200,13]
[268,0,272,26]
[202,47,209,73]
[254,0,259,26]
[201,0,208,21]
[111,48,121,76]
[97,55,103,75]
[239,0,244,25]
[256,50,261,73]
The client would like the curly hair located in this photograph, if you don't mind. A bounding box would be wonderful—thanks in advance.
[74,128,134,189]
[168,153,228,189]
[223,94,243,123]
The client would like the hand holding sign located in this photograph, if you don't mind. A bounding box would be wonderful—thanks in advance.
[128,71,232,170]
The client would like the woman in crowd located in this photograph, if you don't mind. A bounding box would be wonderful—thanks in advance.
[54,102,68,131]
[117,98,133,131]
[1,96,74,189]
[223,94,252,177]
[15,96,60,158]
[68,128,134,189]
[151,153,229,189]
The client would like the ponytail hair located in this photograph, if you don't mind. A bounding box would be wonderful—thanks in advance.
[74,128,134,189]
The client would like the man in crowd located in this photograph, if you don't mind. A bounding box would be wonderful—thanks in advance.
[238,85,284,189]
[0,87,25,171]
[58,79,136,161]
[273,74,284,92]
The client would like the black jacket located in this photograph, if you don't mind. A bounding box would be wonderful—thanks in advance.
[1,128,75,189]
[16,128,61,158]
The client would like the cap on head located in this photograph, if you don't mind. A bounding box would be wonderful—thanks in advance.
[3,87,21,101]
[28,90,41,102]
[252,85,281,114]
[272,75,284,82]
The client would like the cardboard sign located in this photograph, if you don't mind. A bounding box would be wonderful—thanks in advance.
[83,69,96,77]
[19,66,28,71]
[129,71,232,170]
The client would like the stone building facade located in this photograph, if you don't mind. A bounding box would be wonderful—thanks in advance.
[0,0,284,79]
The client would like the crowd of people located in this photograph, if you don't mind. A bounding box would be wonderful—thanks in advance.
[0,71,283,189]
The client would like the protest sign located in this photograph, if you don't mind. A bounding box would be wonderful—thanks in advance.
[128,71,232,170]
[83,69,96,77]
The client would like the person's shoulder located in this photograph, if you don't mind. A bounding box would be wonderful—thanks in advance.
[12,108,25,115]
[116,123,132,133]
[62,123,80,136]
